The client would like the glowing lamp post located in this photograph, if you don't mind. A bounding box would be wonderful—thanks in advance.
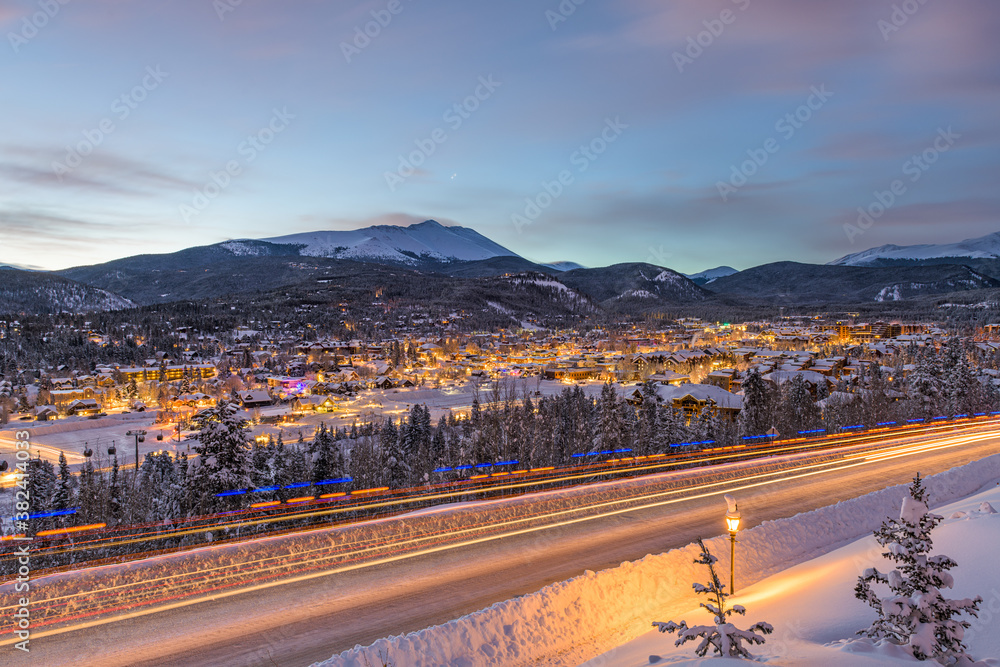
[724,494,741,594]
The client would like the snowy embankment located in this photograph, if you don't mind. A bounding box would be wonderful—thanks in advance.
[586,483,1000,666]
[315,453,1000,667]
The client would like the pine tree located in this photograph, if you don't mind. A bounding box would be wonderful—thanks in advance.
[656,404,689,451]
[908,350,942,420]
[779,374,821,436]
[77,458,99,523]
[654,538,773,658]
[636,394,658,456]
[942,340,976,417]
[597,382,623,453]
[191,400,253,502]
[381,419,409,488]
[312,423,341,487]
[26,458,56,525]
[125,377,139,403]
[855,474,982,664]
[739,369,773,437]
[53,452,73,511]
[250,439,271,488]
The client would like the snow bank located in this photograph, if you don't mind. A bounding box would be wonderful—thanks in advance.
[588,481,1000,666]
[315,453,1000,667]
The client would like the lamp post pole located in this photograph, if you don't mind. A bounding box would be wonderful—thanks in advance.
[725,495,742,595]
[730,530,737,594]
[126,430,146,471]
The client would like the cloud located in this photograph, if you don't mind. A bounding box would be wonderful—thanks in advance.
[0,145,202,197]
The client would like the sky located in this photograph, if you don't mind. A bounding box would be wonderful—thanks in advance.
[1,0,999,273]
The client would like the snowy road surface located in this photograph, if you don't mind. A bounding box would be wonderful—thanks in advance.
[6,432,1000,667]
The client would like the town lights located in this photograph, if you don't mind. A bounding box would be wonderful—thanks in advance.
[725,494,741,594]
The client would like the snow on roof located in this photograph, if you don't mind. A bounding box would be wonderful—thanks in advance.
[762,370,831,386]
[655,383,743,410]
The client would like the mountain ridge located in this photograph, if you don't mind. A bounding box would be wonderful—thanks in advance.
[261,219,519,264]
[830,230,1000,266]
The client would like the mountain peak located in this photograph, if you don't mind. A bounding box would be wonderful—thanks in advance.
[262,219,519,264]
[410,219,444,228]
[830,231,1000,266]
[685,265,738,285]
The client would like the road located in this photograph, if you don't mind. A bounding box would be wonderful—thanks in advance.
[8,431,1000,667]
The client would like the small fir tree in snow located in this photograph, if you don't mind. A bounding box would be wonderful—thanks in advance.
[855,474,983,664]
[653,538,773,659]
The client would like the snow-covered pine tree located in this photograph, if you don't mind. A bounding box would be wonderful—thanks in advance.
[311,423,341,487]
[191,400,253,502]
[53,451,73,512]
[656,404,689,451]
[250,438,271,489]
[779,373,820,436]
[908,350,942,420]
[653,538,773,658]
[692,405,717,443]
[942,339,978,417]
[26,458,56,528]
[381,418,409,488]
[855,474,983,664]
[636,389,658,456]
[739,368,773,438]
[597,382,623,453]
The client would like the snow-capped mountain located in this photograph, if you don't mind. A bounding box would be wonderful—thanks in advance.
[262,219,519,264]
[830,231,1000,266]
[541,261,586,272]
[685,266,738,285]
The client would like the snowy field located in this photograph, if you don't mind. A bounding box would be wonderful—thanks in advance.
[0,412,159,468]
[317,455,1000,667]
[268,377,612,431]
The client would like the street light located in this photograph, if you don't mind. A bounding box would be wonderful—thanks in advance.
[724,494,741,595]
[126,430,146,471]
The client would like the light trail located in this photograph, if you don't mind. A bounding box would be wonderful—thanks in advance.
[4,417,994,565]
[1,426,995,644]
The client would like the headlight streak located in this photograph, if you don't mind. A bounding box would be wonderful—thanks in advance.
[1,418,988,569]
[0,427,994,645]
